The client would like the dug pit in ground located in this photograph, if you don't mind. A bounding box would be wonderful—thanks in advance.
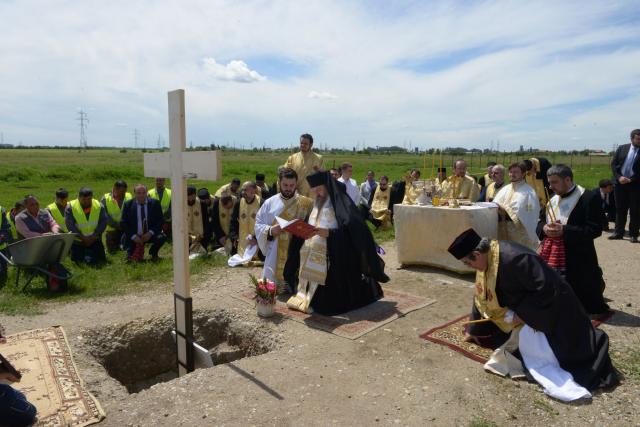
[82,308,281,393]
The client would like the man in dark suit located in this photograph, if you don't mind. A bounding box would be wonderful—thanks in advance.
[537,164,609,316]
[610,129,640,242]
[120,183,167,261]
[595,179,616,231]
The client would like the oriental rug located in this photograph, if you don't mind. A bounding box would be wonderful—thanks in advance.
[420,310,616,364]
[1,326,105,426]
[235,289,436,340]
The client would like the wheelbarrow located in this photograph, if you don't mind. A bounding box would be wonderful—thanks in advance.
[0,233,75,291]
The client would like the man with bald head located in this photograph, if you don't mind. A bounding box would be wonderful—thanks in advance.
[440,159,480,201]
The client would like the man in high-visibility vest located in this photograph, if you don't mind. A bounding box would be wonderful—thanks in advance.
[46,188,69,233]
[148,177,171,236]
[65,187,107,265]
[0,205,12,284]
[101,180,132,253]
[6,200,25,241]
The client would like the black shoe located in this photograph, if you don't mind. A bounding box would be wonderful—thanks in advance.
[631,237,639,243]
[608,234,624,240]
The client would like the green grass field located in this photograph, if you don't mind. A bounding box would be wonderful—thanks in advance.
[0,148,614,315]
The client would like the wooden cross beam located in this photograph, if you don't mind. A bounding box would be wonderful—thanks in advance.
[143,89,221,376]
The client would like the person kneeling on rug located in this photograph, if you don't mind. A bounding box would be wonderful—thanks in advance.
[284,171,389,315]
[1,331,37,427]
[448,228,618,401]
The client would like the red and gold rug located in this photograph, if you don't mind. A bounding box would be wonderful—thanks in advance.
[236,289,436,340]
[420,310,616,364]
[1,326,105,426]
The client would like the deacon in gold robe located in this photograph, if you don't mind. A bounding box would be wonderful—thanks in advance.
[484,164,506,202]
[283,133,324,197]
[255,168,313,286]
[214,178,241,198]
[186,185,205,254]
[524,157,552,208]
[368,175,392,228]
[401,169,421,205]
[493,162,540,250]
[440,160,480,201]
[211,191,237,254]
[229,181,263,261]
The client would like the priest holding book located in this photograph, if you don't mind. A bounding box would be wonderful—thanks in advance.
[284,170,389,315]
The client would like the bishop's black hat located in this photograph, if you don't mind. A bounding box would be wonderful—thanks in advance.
[437,167,447,174]
[187,185,197,195]
[306,171,329,188]
[448,228,482,260]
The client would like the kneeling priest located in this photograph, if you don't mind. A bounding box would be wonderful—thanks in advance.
[448,228,618,401]
[284,171,389,315]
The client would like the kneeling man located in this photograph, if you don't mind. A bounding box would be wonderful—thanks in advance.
[448,228,618,400]
[284,171,389,315]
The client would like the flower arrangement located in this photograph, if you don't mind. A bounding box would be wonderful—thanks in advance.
[249,274,277,305]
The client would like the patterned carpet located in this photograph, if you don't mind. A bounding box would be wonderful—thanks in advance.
[1,326,105,426]
[420,310,616,364]
[236,288,436,340]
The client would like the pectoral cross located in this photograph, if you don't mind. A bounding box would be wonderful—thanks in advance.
[143,89,222,376]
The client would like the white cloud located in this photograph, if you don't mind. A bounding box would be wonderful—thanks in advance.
[0,1,639,149]
[202,58,266,83]
[308,91,338,100]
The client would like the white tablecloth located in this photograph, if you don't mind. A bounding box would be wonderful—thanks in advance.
[393,204,498,274]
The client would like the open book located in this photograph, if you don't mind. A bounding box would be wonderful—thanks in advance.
[275,216,316,240]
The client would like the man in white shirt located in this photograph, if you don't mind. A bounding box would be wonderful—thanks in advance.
[337,162,359,205]
[359,170,378,208]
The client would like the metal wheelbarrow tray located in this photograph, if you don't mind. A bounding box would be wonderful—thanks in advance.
[0,233,75,290]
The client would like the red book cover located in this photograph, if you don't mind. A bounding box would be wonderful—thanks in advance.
[276,217,316,240]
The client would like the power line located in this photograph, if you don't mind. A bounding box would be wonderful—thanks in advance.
[77,109,89,149]
[133,128,140,149]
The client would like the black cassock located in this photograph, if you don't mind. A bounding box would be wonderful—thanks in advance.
[472,241,618,391]
[284,172,389,316]
[536,188,609,314]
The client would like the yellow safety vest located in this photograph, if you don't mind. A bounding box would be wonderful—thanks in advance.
[104,192,132,231]
[47,202,69,233]
[70,199,102,239]
[148,188,171,215]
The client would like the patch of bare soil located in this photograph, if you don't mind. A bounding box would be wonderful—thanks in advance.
[1,235,638,426]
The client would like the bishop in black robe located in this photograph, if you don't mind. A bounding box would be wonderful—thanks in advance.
[284,171,389,315]
[537,186,609,315]
[450,229,618,392]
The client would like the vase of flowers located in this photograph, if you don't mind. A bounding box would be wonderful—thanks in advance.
[250,275,277,318]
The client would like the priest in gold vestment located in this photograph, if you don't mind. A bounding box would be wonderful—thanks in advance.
[229,181,263,261]
[401,169,421,205]
[368,176,392,228]
[212,191,237,254]
[255,168,313,286]
[524,157,552,208]
[186,185,205,254]
[493,162,540,250]
[283,133,324,197]
[440,160,480,201]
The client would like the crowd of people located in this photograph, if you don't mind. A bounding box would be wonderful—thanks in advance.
[0,129,638,419]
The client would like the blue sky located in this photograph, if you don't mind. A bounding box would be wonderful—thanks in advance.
[0,0,639,150]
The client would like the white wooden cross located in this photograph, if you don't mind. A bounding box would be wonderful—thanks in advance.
[143,89,221,376]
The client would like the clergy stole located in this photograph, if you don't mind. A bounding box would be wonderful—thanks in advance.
[485,182,503,202]
[273,195,313,282]
[370,186,391,226]
[441,175,479,201]
[284,151,323,197]
[287,198,338,313]
[538,186,585,274]
[525,174,548,207]
[237,196,261,258]
[219,196,236,254]
[494,181,539,250]
[474,240,516,333]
